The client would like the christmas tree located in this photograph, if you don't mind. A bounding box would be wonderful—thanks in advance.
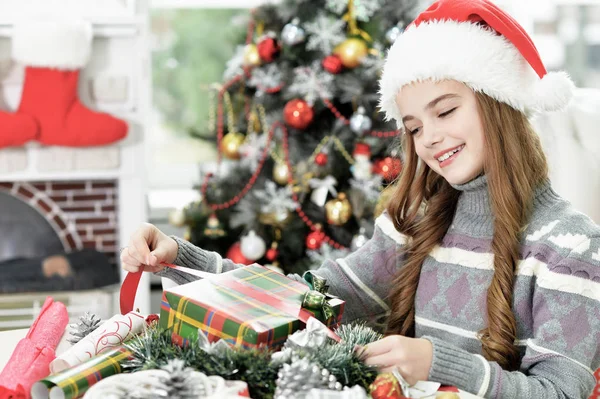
[175,0,418,275]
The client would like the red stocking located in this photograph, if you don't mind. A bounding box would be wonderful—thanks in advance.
[0,112,37,148]
[12,19,128,147]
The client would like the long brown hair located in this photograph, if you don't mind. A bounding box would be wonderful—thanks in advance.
[385,91,549,370]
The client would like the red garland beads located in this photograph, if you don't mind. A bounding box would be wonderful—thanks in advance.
[322,54,343,74]
[226,242,254,265]
[284,99,314,130]
[314,152,328,166]
[257,37,281,63]
[305,224,326,250]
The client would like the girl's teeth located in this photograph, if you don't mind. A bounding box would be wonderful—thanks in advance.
[437,145,463,162]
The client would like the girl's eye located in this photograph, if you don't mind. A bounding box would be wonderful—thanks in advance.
[439,107,457,118]
[409,127,421,135]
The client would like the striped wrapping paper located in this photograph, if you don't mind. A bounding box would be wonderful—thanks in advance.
[159,265,344,349]
[30,346,131,399]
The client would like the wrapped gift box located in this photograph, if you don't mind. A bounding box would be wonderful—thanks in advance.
[159,265,344,349]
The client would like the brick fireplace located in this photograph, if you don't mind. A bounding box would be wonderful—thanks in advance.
[0,180,119,267]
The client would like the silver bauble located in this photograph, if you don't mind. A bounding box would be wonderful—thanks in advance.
[385,25,403,44]
[240,230,267,261]
[281,18,306,46]
[349,106,372,135]
[351,227,369,251]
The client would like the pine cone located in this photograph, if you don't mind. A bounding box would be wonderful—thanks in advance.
[274,357,342,399]
[67,312,102,344]
[160,360,205,399]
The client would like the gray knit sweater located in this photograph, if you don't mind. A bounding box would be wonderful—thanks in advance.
[157,175,600,398]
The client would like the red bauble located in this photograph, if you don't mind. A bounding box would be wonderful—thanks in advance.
[370,373,408,399]
[322,54,343,74]
[265,247,279,262]
[226,242,253,265]
[257,37,281,63]
[314,152,328,166]
[306,227,325,250]
[284,99,314,130]
[373,157,402,182]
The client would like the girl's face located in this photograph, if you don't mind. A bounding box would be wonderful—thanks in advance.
[395,80,485,185]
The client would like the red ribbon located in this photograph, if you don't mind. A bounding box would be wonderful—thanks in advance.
[119,263,341,342]
[120,266,144,315]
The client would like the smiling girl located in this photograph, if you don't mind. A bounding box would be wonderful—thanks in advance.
[121,0,599,397]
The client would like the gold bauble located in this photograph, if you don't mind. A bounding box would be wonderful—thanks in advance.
[243,44,261,66]
[221,132,245,159]
[325,193,352,225]
[333,38,368,68]
[273,161,291,185]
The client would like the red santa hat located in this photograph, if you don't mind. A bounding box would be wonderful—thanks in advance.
[379,0,575,125]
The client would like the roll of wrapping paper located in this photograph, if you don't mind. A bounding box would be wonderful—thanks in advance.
[30,346,132,399]
[49,312,145,374]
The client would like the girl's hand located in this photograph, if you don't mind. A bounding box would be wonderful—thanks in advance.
[120,223,178,273]
[360,335,433,385]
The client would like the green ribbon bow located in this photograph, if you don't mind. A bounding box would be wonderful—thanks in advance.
[302,272,335,322]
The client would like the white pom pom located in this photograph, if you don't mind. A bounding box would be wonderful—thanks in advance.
[533,71,576,112]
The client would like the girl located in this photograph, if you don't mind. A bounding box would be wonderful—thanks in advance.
[121,0,600,397]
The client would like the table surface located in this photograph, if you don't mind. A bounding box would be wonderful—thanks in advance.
[0,329,483,398]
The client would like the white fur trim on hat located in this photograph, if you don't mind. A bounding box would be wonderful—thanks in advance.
[12,18,93,69]
[378,20,575,126]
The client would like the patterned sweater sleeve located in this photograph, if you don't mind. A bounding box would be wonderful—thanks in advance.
[157,213,408,328]
[303,212,408,326]
[424,235,600,399]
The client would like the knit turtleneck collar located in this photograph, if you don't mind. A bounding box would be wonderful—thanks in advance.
[447,174,560,237]
[451,174,491,217]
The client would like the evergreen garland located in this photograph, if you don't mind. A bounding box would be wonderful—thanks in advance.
[124,323,381,399]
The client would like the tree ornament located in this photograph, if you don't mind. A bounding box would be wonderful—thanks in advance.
[370,372,406,399]
[273,161,291,185]
[274,357,342,399]
[385,24,404,44]
[325,193,352,226]
[67,312,102,344]
[322,54,344,74]
[243,43,261,66]
[351,142,373,181]
[220,132,245,159]
[333,38,369,68]
[265,241,279,262]
[240,230,267,261]
[257,36,281,63]
[204,213,226,238]
[226,241,253,265]
[281,18,306,46]
[314,152,328,166]
[284,99,314,130]
[306,224,326,250]
[168,208,186,227]
[349,106,373,135]
[373,157,402,182]
[351,226,369,251]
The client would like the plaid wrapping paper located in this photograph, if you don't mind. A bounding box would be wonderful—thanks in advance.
[30,346,131,399]
[159,265,345,349]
